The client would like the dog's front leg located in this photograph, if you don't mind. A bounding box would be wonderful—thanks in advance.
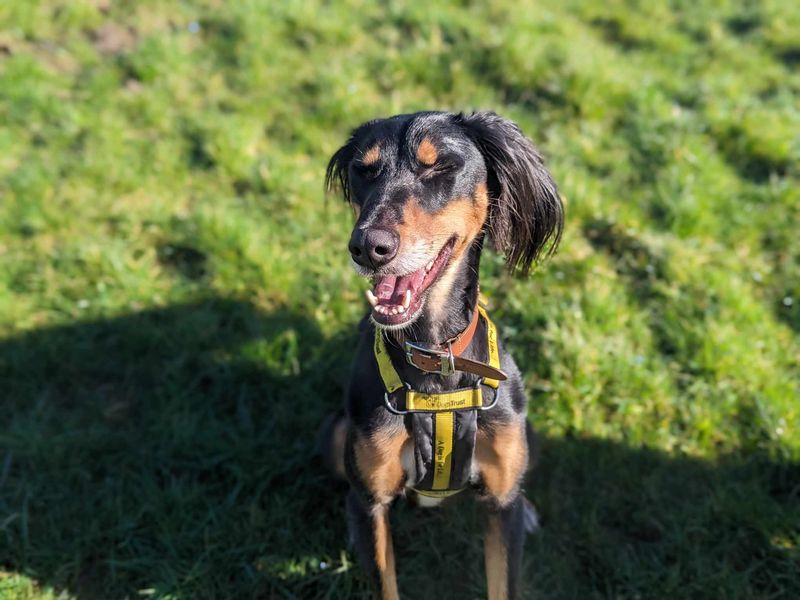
[484,494,526,600]
[346,491,399,600]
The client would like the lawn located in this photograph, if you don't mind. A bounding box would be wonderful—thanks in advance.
[0,1,798,598]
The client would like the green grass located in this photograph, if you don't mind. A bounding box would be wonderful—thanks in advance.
[1,0,799,598]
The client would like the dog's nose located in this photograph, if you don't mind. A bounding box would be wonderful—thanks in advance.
[349,227,399,268]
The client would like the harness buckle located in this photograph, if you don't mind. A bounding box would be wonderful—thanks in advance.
[476,377,501,411]
[383,382,413,416]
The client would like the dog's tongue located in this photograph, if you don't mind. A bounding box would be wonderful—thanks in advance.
[374,270,426,306]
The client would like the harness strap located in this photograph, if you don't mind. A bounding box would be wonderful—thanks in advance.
[432,411,454,489]
[413,488,465,498]
[374,327,404,393]
[478,305,501,389]
[406,387,483,411]
[409,407,479,496]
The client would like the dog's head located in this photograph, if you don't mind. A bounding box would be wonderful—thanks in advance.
[327,111,563,329]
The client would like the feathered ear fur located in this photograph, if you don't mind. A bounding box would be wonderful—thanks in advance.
[455,111,564,274]
[325,119,384,203]
[325,136,357,203]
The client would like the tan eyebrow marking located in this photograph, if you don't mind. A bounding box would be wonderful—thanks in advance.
[362,145,381,166]
[416,137,438,166]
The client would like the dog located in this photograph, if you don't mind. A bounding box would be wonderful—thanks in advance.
[319,111,563,599]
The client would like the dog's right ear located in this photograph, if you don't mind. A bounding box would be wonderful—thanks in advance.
[325,135,357,203]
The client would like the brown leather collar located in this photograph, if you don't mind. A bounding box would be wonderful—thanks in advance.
[403,306,507,381]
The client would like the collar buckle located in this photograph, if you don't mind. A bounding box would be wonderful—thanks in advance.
[404,341,455,376]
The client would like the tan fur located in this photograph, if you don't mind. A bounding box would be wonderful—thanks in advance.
[362,144,381,166]
[354,428,411,505]
[416,137,438,165]
[476,421,527,506]
[426,257,462,324]
[398,184,489,261]
[401,184,490,322]
[373,506,399,600]
[484,512,509,600]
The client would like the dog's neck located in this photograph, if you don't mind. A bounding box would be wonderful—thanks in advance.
[391,238,483,347]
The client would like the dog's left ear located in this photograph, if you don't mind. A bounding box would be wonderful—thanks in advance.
[455,111,564,274]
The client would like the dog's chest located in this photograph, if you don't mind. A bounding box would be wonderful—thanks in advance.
[399,421,484,508]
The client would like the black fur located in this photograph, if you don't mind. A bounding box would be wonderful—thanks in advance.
[454,111,564,274]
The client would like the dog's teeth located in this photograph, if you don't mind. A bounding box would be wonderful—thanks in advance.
[402,290,411,309]
[391,307,399,315]
[397,305,406,314]
[365,289,378,307]
[426,260,434,271]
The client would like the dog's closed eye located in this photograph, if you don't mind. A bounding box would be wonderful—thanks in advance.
[353,161,381,180]
[419,155,462,179]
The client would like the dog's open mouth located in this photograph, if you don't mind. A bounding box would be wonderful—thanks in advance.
[365,239,455,327]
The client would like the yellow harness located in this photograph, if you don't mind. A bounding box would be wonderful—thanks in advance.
[373,306,502,497]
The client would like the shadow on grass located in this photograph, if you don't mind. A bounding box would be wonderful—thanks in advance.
[0,298,359,598]
[525,435,800,599]
[0,298,798,599]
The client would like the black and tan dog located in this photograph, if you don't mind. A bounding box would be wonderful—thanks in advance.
[320,111,563,599]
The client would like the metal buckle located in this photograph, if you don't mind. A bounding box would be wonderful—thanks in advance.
[444,342,455,375]
[477,377,500,410]
[404,341,455,376]
[383,382,412,415]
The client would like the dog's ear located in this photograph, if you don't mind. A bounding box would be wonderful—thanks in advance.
[325,119,383,203]
[325,135,357,203]
[455,111,564,274]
